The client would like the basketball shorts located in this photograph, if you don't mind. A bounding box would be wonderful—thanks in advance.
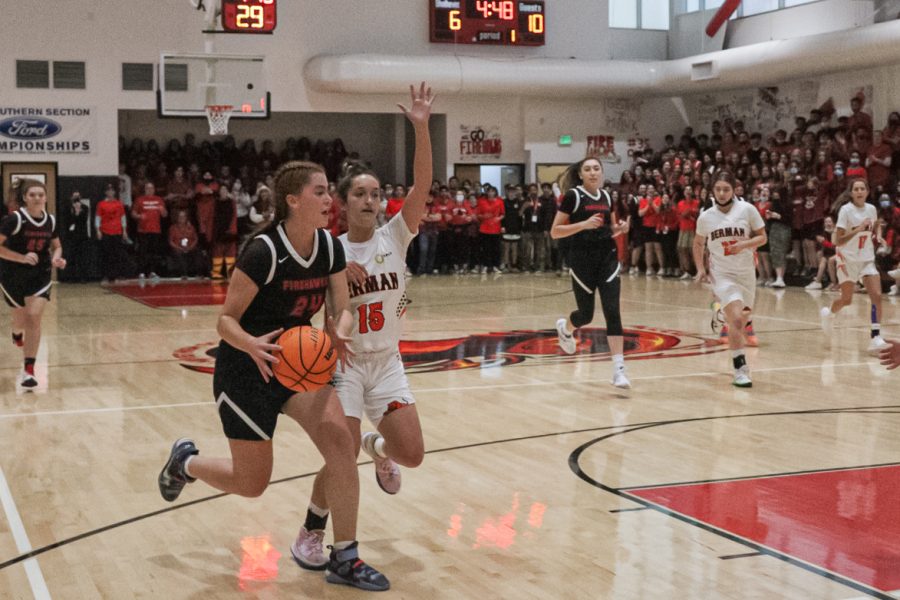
[0,270,52,308]
[835,256,878,285]
[711,271,756,311]
[332,350,415,426]
[213,342,295,441]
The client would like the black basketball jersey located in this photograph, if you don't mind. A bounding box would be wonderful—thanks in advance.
[0,209,58,272]
[559,186,614,250]
[234,224,346,338]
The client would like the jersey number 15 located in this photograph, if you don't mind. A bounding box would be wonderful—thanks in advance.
[357,302,385,334]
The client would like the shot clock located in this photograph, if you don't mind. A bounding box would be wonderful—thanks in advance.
[221,0,277,33]
[430,0,545,46]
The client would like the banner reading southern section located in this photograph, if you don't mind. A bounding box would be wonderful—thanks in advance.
[0,107,95,155]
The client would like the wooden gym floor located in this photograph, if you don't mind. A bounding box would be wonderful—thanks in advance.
[0,273,897,599]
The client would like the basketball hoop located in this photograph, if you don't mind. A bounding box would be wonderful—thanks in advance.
[205,104,233,135]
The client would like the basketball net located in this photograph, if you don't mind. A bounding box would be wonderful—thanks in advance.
[205,104,233,135]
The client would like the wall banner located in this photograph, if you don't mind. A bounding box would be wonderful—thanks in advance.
[460,125,502,159]
[0,107,95,155]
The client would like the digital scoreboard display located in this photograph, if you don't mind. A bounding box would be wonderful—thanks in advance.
[221,0,277,33]
[430,0,545,46]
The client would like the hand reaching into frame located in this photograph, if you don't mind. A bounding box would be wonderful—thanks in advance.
[398,82,435,127]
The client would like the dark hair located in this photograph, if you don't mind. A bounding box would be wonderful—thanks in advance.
[712,169,737,189]
[559,157,602,195]
[239,160,325,256]
[14,179,46,205]
[337,164,378,203]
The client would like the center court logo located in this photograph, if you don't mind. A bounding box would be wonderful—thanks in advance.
[0,117,62,140]
[173,326,725,375]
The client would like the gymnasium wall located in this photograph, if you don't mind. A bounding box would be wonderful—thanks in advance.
[0,0,895,185]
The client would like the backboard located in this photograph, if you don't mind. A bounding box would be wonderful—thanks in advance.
[157,52,270,119]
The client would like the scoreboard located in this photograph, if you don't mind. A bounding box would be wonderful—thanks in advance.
[430,0,546,46]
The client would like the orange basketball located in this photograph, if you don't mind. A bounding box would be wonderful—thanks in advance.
[272,326,338,392]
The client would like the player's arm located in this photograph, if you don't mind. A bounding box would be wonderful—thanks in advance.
[734,227,767,253]
[0,234,37,265]
[326,269,355,369]
[833,224,866,246]
[218,269,282,382]
[400,82,435,234]
[49,237,66,269]
[692,233,709,281]
[551,210,602,239]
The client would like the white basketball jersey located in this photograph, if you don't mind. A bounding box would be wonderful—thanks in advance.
[835,202,877,263]
[339,215,415,353]
[695,200,765,278]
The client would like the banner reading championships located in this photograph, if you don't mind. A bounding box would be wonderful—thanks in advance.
[0,107,95,155]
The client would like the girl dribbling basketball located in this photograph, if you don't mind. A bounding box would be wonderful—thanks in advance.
[693,170,767,388]
[157,161,390,591]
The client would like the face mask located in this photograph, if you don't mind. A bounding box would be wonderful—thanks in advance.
[456,193,465,202]
[850,158,860,165]
[880,200,892,209]
[790,167,798,175]
[834,169,844,177]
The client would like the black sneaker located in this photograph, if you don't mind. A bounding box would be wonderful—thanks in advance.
[325,542,390,591]
[157,438,198,502]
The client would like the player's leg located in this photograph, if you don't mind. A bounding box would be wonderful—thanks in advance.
[862,273,889,354]
[283,386,388,590]
[558,264,596,354]
[20,295,48,387]
[294,416,361,572]
[596,257,629,388]
[11,306,25,348]
[723,299,752,387]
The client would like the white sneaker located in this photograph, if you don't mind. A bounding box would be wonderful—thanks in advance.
[17,371,37,389]
[612,368,631,389]
[890,284,899,296]
[805,281,822,290]
[888,268,900,279]
[645,269,655,278]
[732,365,752,388]
[556,318,576,355]
[868,336,891,356]
[361,432,401,495]
[819,307,834,335]
[679,272,691,280]
[290,526,328,571]
[770,278,786,288]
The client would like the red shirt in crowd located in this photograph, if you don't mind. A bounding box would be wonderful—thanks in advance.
[657,203,679,234]
[431,198,452,231]
[385,196,404,220]
[639,196,661,228]
[676,198,700,231]
[476,197,505,235]
[867,142,892,188]
[194,181,219,241]
[132,194,167,234]
[97,198,126,235]
[169,221,198,253]
[448,201,473,226]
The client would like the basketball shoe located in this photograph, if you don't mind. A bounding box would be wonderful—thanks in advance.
[17,371,37,389]
[361,432,401,495]
[290,526,328,571]
[326,542,389,591]
[556,318,576,354]
[868,336,891,356]
[157,438,198,502]
[612,367,631,389]
[732,365,752,388]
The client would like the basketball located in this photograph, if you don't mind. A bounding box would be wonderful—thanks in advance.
[272,326,338,392]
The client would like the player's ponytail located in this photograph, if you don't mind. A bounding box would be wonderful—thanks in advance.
[239,160,326,256]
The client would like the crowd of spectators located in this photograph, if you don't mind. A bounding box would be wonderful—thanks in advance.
[53,98,900,295]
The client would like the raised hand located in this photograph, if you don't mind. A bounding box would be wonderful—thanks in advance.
[398,82,435,127]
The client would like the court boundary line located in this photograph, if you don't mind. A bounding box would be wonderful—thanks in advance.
[568,407,900,599]
[0,466,50,599]
[0,359,876,421]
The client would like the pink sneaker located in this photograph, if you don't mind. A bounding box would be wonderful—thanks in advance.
[361,432,401,495]
[290,526,327,571]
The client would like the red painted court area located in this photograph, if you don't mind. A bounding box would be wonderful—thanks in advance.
[108,281,229,308]
[629,464,900,592]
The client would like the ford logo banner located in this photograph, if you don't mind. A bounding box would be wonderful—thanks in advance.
[0,117,62,140]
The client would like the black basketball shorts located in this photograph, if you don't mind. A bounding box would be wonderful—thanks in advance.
[0,270,52,308]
